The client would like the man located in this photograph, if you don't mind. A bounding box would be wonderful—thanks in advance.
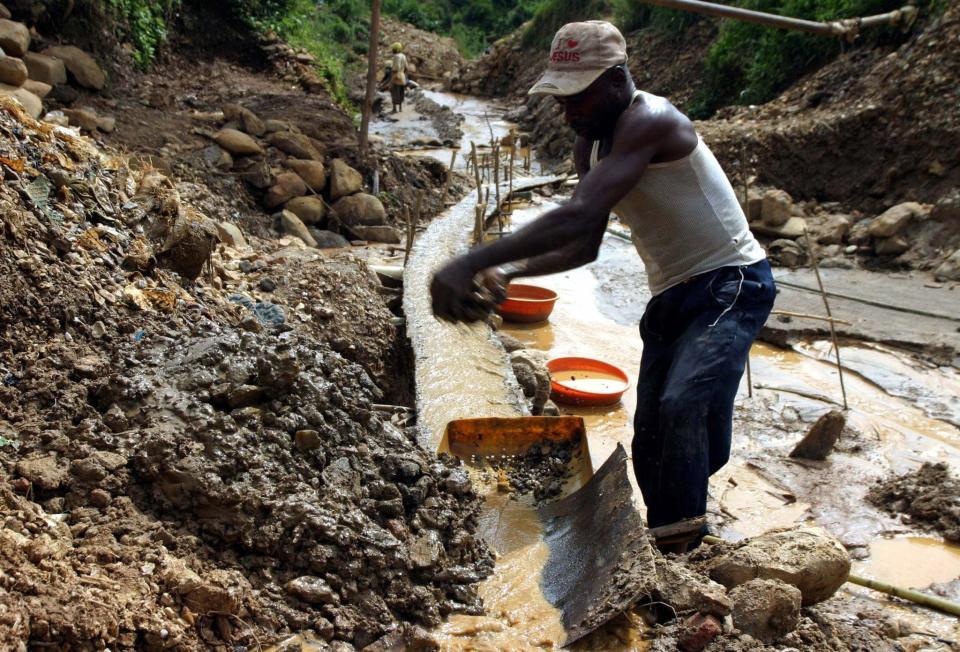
[429,21,776,552]
[388,42,408,113]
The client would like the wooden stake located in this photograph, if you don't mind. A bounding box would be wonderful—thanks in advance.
[740,141,752,398]
[403,206,414,265]
[358,0,381,156]
[804,231,849,410]
[441,148,456,206]
[470,142,482,204]
[492,143,500,210]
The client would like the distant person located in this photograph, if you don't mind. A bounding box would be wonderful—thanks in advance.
[429,21,775,553]
[389,42,408,113]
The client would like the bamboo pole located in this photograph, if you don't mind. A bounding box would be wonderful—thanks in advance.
[358,0,381,156]
[771,309,853,325]
[470,142,482,204]
[740,142,752,398]
[403,206,414,265]
[441,149,457,206]
[493,143,500,210]
[701,535,960,617]
[804,231,849,410]
[637,0,916,40]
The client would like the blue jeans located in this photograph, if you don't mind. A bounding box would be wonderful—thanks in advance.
[632,259,775,529]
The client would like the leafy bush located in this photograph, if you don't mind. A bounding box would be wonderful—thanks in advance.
[103,0,181,68]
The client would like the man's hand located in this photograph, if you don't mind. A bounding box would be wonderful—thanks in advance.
[430,257,496,323]
[476,266,511,305]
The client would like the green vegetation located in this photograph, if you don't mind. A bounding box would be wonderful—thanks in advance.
[521,0,609,49]
[616,0,940,117]
[230,0,368,107]
[383,0,542,56]
[102,0,180,68]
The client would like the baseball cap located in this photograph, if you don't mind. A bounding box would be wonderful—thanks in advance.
[528,21,628,96]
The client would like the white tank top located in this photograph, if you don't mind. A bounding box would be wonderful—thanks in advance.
[590,91,765,296]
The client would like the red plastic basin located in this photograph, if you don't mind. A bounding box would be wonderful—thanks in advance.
[496,283,558,323]
[547,356,630,407]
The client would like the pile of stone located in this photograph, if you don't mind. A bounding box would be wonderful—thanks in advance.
[745,186,960,278]
[0,7,110,130]
[207,102,401,248]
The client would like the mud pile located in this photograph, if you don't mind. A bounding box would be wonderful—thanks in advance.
[868,462,960,542]
[0,95,493,649]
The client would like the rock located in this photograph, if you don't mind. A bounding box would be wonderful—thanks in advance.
[931,190,960,223]
[752,216,807,240]
[0,4,9,19]
[789,410,845,460]
[815,214,851,245]
[762,189,793,227]
[351,225,401,244]
[264,118,290,133]
[730,578,801,643]
[286,158,326,191]
[267,131,322,160]
[868,202,923,238]
[279,209,317,247]
[767,239,805,267]
[214,128,263,156]
[328,159,363,199]
[215,221,246,248]
[847,217,873,245]
[286,576,339,605]
[708,526,850,605]
[541,400,561,416]
[331,193,387,227]
[42,110,68,127]
[284,195,326,225]
[874,235,910,256]
[50,87,78,110]
[236,159,273,189]
[311,229,350,248]
[510,349,551,416]
[23,80,50,98]
[744,190,763,222]
[934,249,960,282]
[158,215,219,280]
[89,488,111,508]
[202,145,233,171]
[264,172,307,209]
[0,84,40,118]
[22,52,66,86]
[0,19,29,57]
[409,530,444,569]
[0,56,28,86]
[655,557,732,617]
[223,103,265,137]
[258,278,276,292]
[96,115,115,133]
[678,612,723,652]
[185,581,239,615]
[62,108,99,131]
[295,429,321,451]
[15,454,67,491]
[41,45,105,90]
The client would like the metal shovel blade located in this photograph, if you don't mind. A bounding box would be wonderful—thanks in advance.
[538,444,657,647]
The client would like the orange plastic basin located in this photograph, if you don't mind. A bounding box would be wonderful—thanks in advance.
[547,357,630,407]
[496,283,558,323]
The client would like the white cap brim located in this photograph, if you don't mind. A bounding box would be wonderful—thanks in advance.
[527,67,607,96]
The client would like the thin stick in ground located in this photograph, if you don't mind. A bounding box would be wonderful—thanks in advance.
[740,141,753,399]
[470,142,482,204]
[441,148,457,206]
[804,230,849,410]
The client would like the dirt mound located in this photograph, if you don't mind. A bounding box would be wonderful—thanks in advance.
[0,89,492,649]
[701,1,960,212]
[867,462,960,542]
